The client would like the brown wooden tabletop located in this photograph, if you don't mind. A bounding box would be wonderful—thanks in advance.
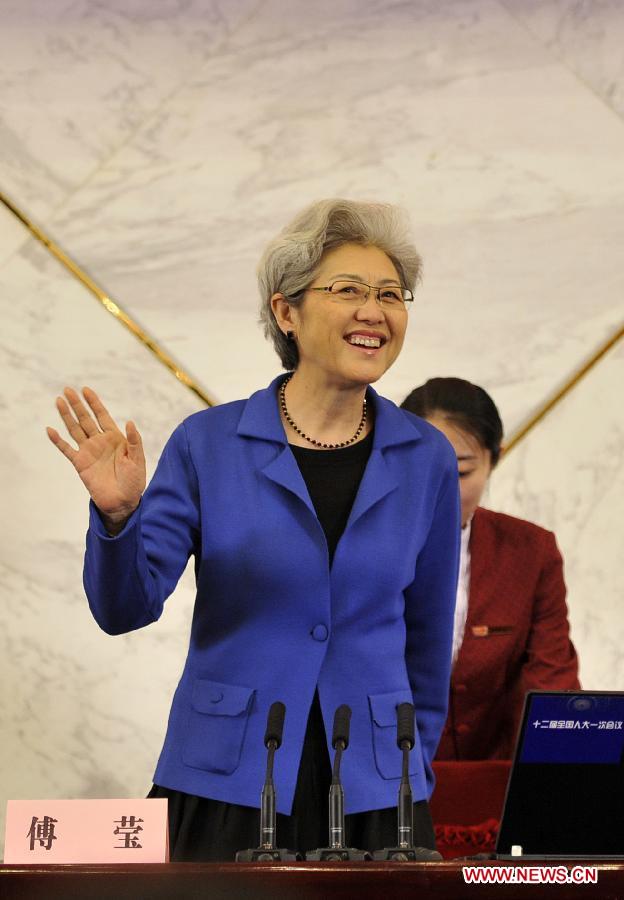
[1,860,623,900]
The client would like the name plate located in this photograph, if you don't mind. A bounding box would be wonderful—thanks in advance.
[4,798,168,863]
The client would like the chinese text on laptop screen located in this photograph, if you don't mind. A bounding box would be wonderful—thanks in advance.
[496,692,624,856]
[521,694,624,764]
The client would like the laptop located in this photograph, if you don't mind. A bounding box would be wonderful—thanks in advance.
[495,690,624,858]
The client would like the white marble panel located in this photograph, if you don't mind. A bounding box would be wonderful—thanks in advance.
[500,0,624,119]
[489,339,624,690]
[0,0,258,228]
[28,0,624,428]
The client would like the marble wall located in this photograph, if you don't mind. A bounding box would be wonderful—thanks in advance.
[1,0,622,855]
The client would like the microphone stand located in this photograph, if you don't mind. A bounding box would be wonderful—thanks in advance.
[236,701,302,861]
[307,704,371,861]
[373,702,442,861]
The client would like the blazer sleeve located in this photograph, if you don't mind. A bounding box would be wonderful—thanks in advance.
[404,463,461,776]
[83,422,201,635]
[520,530,580,691]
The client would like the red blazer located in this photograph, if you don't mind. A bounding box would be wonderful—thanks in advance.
[435,507,580,760]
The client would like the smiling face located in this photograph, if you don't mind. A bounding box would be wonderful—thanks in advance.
[426,413,493,527]
[272,242,408,389]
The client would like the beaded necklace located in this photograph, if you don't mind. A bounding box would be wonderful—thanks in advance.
[279,374,367,450]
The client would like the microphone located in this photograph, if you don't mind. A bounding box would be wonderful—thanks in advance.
[329,704,351,849]
[236,701,301,861]
[373,702,442,861]
[332,704,351,750]
[259,701,284,850]
[397,702,415,850]
[306,704,371,861]
[265,700,286,747]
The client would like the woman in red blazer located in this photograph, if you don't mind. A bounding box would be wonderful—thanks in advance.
[401,378,580,760]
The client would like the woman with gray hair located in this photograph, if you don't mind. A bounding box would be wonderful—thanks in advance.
[47,198,460,860]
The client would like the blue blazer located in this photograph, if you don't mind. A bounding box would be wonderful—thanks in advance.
[84,375,460,814]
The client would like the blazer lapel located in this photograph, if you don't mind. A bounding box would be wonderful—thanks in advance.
[236,374,316,515]
[347,389,421,530]
[346,448,398,528]
[451,508,492,681]
[260,446,316,516]
[466,507,494,627]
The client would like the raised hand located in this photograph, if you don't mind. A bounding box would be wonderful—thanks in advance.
[47,387,146,531]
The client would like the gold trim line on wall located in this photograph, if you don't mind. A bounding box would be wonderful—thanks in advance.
[503,321,624,456]
[1,190,216,408]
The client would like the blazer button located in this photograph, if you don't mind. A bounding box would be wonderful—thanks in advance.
[311,624,329,642]
[208,690,224,703]
[454,683,467,693]
[457,724,470,735]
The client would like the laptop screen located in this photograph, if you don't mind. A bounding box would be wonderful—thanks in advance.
[496,691,624,856]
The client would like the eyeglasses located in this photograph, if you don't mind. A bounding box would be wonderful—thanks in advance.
[307,280,414,310]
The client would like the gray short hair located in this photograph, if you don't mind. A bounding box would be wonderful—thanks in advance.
[258,198,422,370]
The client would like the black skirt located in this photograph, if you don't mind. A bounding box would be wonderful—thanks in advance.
[149,691,436,861]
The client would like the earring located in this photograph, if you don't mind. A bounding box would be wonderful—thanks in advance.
[286,330,295,341]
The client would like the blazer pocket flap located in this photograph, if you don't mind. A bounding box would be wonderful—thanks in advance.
[369,689,413,728]
[191,679,254,716]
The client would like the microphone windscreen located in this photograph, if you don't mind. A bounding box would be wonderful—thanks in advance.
[264,701,286,748]
[397,702,415,749]
[332,704,352,749]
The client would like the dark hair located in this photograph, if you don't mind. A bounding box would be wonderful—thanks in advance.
[401,377,504,466]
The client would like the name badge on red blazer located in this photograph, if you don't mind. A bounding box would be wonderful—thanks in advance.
[471,625,514,637]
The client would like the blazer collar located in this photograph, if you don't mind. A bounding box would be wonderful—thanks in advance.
[237,373,424,451]
[236,374,424,523]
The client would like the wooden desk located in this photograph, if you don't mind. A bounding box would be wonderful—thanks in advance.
[1,860,622,900]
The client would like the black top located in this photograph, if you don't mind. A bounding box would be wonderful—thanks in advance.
[290,429,374,564]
